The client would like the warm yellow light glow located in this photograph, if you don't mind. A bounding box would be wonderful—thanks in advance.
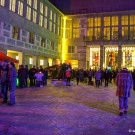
[62,16,67,63]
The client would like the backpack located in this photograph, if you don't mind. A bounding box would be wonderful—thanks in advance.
[66,70,71,77]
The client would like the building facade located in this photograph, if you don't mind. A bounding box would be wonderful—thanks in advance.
[0,0,135,70]
[0,0,63,68]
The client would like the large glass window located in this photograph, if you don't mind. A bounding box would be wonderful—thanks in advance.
[26,6,31,20]
[18,1,23,16]
[112,16,118,26]
[9,0,16,12]
[122,27,128,39]
[104,27,110,40]
[49,21,52,31]
[104,17,110,26]
[29,32,34,44]
[130,26,135,40]
[50,10,53,20]
[68,46,75,53]
[122,16,128,25]
[112,27,118,40]
[130,15,135,25]
[0,0,5,6]
[12,26,20,40]
[87,28,93,41]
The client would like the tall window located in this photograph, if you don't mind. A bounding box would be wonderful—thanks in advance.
[29,32,34,44]
[122,16,128,25]
[73,18,79,28]
[112,27,118,40]
[51,42,54,50]
[94,28,101,40]
[12,26,20,40]
[68,46,75,53]
[87,28,93,41]
[130,15,135,25]
[44,18,47,29]
[27,0,32,6]
[104,27,110,40]
[0,0,5,6]
[33,0,37,10]
[26,6,31,20]
[18,1,23,16]
[73,29,79,38]
[88,18,93,27]
[41,38,46,48]
[40,2,43,14]
[130,26,135,40]
[104,17,110,26]
[112,16,118,26]
[94,17,101,26]
[122,27,128,40]
[39,15,43,27]
[33,10,37,23]
[50,10,53,20]
[9,0,16,12]
[44,6,48,17]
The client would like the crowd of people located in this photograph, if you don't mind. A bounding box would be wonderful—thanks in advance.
[0,61,135,116]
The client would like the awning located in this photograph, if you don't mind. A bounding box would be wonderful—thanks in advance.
[0,51,19,63]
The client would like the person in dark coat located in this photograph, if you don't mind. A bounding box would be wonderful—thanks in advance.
[18,65,25,88]
[8,62,17,105]
[24,65,29,87]
[104,69,109,87]
[132,69,135,91]
[76,69,80,85]
[1,62,9,103]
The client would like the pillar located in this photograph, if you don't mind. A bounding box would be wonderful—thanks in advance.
[100,44,104,70]
[118,44,122,71]
[33,55,38,68]
[86,47,90,69]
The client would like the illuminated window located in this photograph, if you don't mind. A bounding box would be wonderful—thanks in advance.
[112,16,118,26]
[87,28,93,41]
[29,32,34,44]
[40,2,43,14]
[73,18,79,28]
[33,10,37,23]
[65,29,72,38]
[130,26,135,40]
[12,26,20,40]
[94,17,101,26]
[50,10,53,20]
[54,13,56,23]
[44,6,48,17]
[39,15,43,26]
[73,29,79,38]
[53,24,56,33]
[130,15,135,25]
[68,46,75,53]
[49,21,52,31]
[9,0,16,12]
[88,18,93,27]
[18,1,23,16]
[33,0,37,10]
[0,0,5,6]
[41,38,46,48]
[122,16,128,25]
[29,58,33,64]
[104,17,110,26]
[27,0,32,6]
[40,60,44,66]
[94,28,101,40]
[122,27,128,39]
[112,27,118,40]
[104,27,110,40]
[44,17,47,29]
[26,6,31,20]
